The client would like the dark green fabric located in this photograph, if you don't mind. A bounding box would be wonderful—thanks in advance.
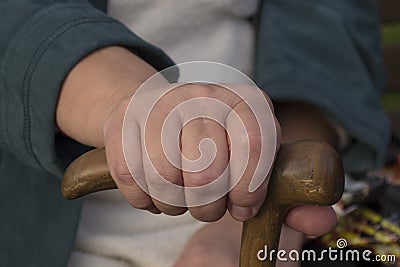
[255,0,390,172]
[0,0,390,266]
[0,149,82,267]
[0,1,174,266]
[88,0,107,12]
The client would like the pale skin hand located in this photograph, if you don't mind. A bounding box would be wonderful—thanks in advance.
[175,102,340,267]
[57,46,335,230]
[57,46,278,222]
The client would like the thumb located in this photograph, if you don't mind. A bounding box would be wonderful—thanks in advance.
[284,205,337,236]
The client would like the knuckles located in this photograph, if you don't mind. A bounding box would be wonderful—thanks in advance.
[181,83,215,98]
[106,82,275,216]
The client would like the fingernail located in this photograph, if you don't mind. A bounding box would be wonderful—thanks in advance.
[231,205,253,221]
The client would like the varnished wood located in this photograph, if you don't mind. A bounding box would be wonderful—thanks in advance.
[61,140,344,267]
[240,141,344,267]
[61,148,116,199]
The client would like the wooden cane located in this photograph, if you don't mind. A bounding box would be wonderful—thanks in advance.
[61,140,344,267]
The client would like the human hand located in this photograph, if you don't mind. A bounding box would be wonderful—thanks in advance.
[101,82,280,222]
[56,47,280,222]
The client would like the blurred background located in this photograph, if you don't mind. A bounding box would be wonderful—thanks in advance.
[379,0,400,147]
[303,1,400,267]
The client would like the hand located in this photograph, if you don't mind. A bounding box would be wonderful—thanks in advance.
[101,82,280,222]
[56,46,280,222]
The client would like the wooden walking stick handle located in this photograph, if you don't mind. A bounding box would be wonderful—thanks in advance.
[240,141,344,266]
[61,148,116,199]
[61,140,344,267]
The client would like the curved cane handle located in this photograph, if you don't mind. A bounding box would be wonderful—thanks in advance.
[61,148,116,199]
[240,141,344,266]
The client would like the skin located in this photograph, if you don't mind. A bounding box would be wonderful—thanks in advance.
[175,102,340,267]
[57,46,339,265]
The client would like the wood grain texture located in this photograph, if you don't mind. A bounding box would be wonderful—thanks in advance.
[240,141,344,267]
[61,148,116,199]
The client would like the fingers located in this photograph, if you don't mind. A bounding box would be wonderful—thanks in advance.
[104,102,159,213]
[181,118,229,221]
[284,205,337,236]
[111,82,278,222]
[227,93,278,221]
[141,84,233,220]
[142,96,187,215]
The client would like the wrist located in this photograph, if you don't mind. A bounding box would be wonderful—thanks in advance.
[56,46,157,147]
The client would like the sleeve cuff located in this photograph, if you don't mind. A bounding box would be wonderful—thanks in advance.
[0,3,174,176]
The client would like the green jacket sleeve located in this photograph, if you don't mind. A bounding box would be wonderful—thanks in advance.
[255,0,390,172]
[0,0,174,177]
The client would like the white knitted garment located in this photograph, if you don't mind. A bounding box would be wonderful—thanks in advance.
[69,0,258,266]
